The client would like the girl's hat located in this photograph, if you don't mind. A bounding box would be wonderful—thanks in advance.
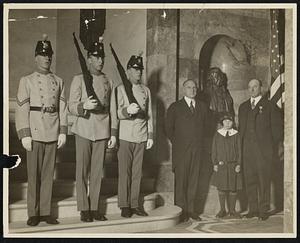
[219,113,234,122]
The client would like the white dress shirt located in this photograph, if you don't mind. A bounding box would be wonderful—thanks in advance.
[184,96,196,108]
[250,95,262,107]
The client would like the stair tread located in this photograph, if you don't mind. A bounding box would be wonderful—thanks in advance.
[9,205,181,233]
[10,193,158,208]
[10,177,155,185]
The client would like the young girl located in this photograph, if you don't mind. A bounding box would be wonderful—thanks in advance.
[211,113,242,218]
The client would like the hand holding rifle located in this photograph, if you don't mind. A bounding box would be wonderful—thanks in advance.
[83,96,98,110]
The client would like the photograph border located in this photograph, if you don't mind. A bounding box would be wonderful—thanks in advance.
[2,2,297,238]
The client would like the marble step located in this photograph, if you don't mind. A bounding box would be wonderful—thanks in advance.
[8,204,181,234]
[9,193,157,223]
[9,178,156,201]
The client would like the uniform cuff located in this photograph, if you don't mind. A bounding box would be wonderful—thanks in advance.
[59,126,68,134]
[77,102,86,116]
[17,128,31,140]
[111,128,118,137]
[121,107,131,119]
[148,132,153,139]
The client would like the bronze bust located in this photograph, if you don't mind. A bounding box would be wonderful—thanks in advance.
[205,67,235,128]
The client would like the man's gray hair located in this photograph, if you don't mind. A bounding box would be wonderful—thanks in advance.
[183,79,198,87]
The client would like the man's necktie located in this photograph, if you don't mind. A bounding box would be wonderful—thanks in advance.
[190,101,195,114]
[225,131,229,138]
[251,99,256,110]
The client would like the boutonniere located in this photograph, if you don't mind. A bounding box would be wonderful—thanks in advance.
[259,106,263,113]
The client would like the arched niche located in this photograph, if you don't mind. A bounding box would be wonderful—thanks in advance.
[199,34,256,91]
[198,34,257,114]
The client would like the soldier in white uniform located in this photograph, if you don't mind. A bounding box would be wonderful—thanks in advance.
[116,54,154,218]
[68,38,118,222]
[15,35,67,226]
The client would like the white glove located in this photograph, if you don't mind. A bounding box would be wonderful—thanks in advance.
[57,134,67,149]
[213,165,218,172]
[83,96,98,110]
[235,165,241,173]
[108,136,117,149]
[146,138,154,150]
[21,137,32,151]
[127,103,140,115]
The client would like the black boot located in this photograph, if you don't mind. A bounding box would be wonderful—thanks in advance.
[216,190,227,218]
[228,192,241,218]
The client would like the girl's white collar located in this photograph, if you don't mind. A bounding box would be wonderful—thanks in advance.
[217,128,238,137]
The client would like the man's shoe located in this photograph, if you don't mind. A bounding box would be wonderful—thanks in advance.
[27,216,40,226]
[243,212,259,219]
[91,211,108,221]
[131,208,148,216]
[180,210,189,222]
[80,211,93,222]
[121,207,132,218]
[189,213,202,221]
[227,211,242,219]
[258,213,269,221]
[216,210,227,218]
[44,216,59,225]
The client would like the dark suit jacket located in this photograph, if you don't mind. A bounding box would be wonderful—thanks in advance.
[165,98,209,171]
[238,96,283,162]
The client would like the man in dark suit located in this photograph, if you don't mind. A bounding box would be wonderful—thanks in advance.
[165,79,208,222]
[238,79,283,221]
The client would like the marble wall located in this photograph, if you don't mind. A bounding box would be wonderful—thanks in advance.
[178,9,270,115]
[146,9,178,192]
[9,9,58,98]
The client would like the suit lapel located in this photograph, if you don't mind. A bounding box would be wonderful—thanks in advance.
[241,99,251,136]
[194,99,202,116]
[180,98,193,116]
[254,96,266,120]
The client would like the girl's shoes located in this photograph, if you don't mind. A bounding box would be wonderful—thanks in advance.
[227,211,242,219]
[216,210,227,218]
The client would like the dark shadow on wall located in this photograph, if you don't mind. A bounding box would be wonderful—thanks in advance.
[146,68,171,194]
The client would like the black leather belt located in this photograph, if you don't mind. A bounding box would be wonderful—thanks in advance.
[30,106,57,113]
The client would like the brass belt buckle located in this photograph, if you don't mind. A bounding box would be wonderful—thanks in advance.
[48,106,55,113]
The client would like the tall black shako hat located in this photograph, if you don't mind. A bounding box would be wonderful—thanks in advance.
[127,51,144,70]
[35,34,53,57]
[87,36,105,57]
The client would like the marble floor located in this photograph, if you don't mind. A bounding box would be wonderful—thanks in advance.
[145,212,283,234]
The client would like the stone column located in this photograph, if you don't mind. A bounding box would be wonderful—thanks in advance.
[283,8,295,234]
[146,10,178,200]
